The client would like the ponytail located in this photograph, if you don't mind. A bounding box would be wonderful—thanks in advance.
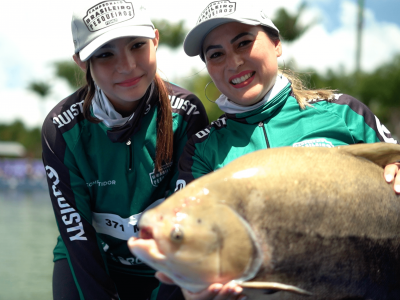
[262,26,337,109]
[81,60,101,123]
[153,73,173,172]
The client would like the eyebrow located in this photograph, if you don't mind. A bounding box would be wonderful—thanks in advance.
[100,37,138,49]
[204,32,255,55]
[230,32,254,44]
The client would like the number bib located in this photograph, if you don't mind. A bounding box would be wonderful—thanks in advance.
[92,198,164,240]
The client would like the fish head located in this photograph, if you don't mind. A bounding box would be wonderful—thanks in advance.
[128,186,261,292]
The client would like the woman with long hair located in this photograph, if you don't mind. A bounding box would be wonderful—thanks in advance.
[42,1,208,299]
[157,1,400,299]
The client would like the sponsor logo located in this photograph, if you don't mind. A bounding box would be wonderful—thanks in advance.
[174,179,186,192]
[45,166,87,241]
[198,0,236,24]
[194,117,227,139]
[83,1,134,32]
[86,179,116,187]
[169,95,200,115]
[53,100,84,128]
[110,253,143,265]
[144,104,151,115]
[149,162,173,187]
[211,117,227,127]
[195,128,211,139]
[375,116,397,144]
[293,138,334,148]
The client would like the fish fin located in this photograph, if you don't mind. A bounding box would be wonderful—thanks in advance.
[336,142,400,168]
[237,281,312,296]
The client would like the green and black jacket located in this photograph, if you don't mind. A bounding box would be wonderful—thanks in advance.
[177,82,398,187]
[42,82,208,300]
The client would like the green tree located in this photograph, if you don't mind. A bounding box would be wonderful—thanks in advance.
[307,54,400,138]
[28,81,51,98]
[0,121,42,158]
[153,19,187,49]
[272,2,315,42]
[54,61,85,89]
[180,71,224,123]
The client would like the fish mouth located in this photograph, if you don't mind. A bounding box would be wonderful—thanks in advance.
[128,236,166,263]
[139,226,154,240]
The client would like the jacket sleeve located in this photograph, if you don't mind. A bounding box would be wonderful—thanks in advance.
[329,94,398,144]
[174,125,215,192]
[166,88,209,195]
[42,115,119,300]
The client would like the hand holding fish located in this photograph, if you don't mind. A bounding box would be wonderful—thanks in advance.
[384,162,400,193]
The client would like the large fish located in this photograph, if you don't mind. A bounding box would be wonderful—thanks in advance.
[128,143,400,299]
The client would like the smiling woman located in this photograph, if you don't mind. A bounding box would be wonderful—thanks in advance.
[150,1,400,300]
[41,0,208,299]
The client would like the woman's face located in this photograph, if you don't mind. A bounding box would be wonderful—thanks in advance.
[75,31,159,116]
[203,23,282,106]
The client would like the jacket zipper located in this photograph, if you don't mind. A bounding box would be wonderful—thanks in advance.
[126,138,132,171]
[258,122,270,148]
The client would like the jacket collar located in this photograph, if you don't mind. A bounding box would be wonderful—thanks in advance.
[94,81,159,143]
[225,81,292,124]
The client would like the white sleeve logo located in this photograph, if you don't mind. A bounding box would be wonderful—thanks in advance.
[375,116,397,144]
[174,179,186,192]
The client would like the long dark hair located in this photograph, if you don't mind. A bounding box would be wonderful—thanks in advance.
[79,60,173,172]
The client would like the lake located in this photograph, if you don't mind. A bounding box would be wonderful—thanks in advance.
[0,189,58,300]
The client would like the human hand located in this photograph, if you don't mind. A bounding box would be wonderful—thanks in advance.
[384,162,400,194]
[155,272,247,300]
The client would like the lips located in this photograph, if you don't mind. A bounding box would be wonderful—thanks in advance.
[117,76,143,87]
[229,71,255,89]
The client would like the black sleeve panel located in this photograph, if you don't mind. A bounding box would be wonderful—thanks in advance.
[42,92,119,300]
[175,122,216,191]
[169,82,209,140]
[332,94,398,144]
[166,83,209,194]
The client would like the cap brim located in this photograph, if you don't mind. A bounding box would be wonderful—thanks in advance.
[183,18,260,57]
[79,26,155,61]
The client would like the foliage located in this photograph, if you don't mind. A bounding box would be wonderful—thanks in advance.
[152,19,187,49]
[272,2,315,42]
[54,61,85,89]
[305,54,400,137]
[179,71,224,123]
[28,81,51,98]
[0,121,42,158]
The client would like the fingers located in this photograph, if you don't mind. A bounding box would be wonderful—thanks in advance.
[155,271,176,285]
[181,282,246,300]
[384,163,400,194]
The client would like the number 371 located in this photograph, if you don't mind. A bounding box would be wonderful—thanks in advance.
[105,219,125,231]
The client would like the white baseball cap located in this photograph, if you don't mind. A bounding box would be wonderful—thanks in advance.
[184,0,279,58]
[71,0,155,61]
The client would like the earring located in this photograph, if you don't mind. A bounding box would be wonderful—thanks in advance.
[204,80,218,103]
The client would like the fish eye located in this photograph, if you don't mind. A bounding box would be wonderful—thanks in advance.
[170,225,184,242]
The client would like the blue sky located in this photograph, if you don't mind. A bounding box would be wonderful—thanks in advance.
[314,0,400,32]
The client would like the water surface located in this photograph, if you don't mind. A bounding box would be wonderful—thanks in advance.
[0,190,58,300]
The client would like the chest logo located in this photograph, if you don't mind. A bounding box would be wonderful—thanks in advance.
[149,162,173,187]
[293,138,334,148]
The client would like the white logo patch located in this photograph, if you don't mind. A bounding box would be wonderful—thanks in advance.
[84,1,134,32]
[198,1,236,23]
[149,162,173,187]
[293,138,334,148]
[375,116,397,144]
